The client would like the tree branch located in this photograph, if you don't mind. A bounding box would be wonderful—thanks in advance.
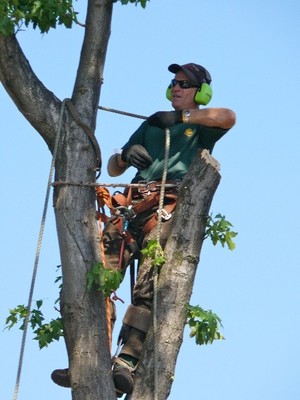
[0,34,61,150]
[72,0,113,128]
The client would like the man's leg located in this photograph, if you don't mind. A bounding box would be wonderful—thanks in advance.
[112,217,173,394]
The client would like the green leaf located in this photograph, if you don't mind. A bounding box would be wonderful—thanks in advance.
[205,213,238,251]
[33,317,63,348]
[187,304,224,346]
[141,239,166,267]
[87,262,123,297]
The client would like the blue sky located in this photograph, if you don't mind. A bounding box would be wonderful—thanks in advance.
[1,1,300,399]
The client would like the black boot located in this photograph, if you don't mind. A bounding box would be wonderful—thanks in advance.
[51,368,70,387]
[113,357,136,396]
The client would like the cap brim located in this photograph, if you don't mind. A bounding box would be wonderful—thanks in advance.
[168,64,182,74]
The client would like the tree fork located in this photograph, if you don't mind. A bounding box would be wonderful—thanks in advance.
[131,149,221,400]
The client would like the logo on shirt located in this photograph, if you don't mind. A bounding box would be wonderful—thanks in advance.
[184,128,195,137]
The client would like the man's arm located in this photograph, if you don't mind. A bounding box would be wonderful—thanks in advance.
[107,144,153,177]
[147,108,236,130]
[185,108,236,129]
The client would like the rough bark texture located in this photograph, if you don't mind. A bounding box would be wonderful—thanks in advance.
[130,150,221,400]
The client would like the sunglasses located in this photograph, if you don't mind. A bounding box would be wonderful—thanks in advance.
[170,79,200,89]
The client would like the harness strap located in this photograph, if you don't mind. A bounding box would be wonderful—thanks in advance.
[96,185,178,236]
[142,192,178,235]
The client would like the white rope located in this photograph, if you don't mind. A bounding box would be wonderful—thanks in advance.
[12,99,67,400]
[153,128,171,400]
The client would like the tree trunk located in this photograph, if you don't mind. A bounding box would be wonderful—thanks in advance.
[131,150,221,400]
[0,1,116,399]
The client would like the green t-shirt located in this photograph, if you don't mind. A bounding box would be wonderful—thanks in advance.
[122,121,228,183]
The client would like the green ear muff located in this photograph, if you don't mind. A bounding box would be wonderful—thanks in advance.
[166,85,172,101]
[166,83,213,105]
[194,83,213,105]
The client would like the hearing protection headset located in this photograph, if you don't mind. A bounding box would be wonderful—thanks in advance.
[166,81,213,106]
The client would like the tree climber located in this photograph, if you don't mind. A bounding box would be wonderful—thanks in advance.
[51,62,236,396]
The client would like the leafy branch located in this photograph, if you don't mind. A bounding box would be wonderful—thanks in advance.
[140,239,166,267]
[114,0,149,8]
[86,262,123,297]
[0,0,78,35]
[4,266,63,349]
[5,300,63,349]
[187,305,224,345]
[205,213,238,250]
[0,0,150,36]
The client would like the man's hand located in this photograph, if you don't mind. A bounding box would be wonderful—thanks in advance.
[121,144,153,170]
[147,111,182,129]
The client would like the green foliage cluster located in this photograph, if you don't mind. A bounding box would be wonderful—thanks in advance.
[87,262,123,297]
[0,0,78,35]
[187,305,224,345]
[0,0,149,36]
[114,0,149,8]
[205,213,238,250]
[140,239,166,267]
[5,300,63,348]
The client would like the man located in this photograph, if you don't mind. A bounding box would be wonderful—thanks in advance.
[51,63,236,396]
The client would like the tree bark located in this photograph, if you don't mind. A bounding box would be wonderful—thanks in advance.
[130,150,221,400]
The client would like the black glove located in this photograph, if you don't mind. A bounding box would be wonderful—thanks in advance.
[147,111,182,129]
[121,144,153,170]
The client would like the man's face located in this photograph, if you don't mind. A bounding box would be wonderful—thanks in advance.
[170,71,199,110]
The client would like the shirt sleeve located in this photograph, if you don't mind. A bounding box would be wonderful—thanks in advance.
[198,125,228,153]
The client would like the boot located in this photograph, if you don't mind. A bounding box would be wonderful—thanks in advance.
[113,357,136,396]
[112,304,151,395]
[51,299,116,389]
[51,368,70,387]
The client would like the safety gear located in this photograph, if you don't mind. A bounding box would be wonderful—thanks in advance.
[166,63,213,105]
[121,144,152,170]
[51,368,70,388]
[112,305,151,395]
[117,305,151,360]
[113,358,135,396]
[51,365,133,397]
[166,82,212,106]
[147,111,182,129]
[122,304,151,334]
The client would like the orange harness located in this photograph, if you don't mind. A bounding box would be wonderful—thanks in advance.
[96,183,178,236]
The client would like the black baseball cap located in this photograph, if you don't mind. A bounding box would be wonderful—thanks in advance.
[168,63,212,86]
